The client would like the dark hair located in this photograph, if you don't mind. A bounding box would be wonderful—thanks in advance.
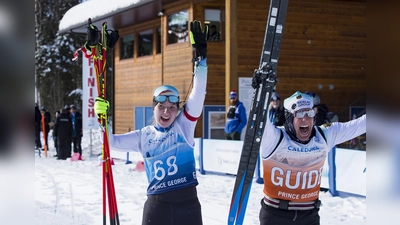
[210,24,217,29]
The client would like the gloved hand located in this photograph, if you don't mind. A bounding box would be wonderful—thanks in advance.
[94,97,109,117]
[189,20,208,60]
[87,20,100,47]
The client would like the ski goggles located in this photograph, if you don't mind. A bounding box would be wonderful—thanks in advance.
[294,109,316,119]
[154,95,179,104]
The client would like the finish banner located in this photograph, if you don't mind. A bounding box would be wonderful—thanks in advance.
[82,57,98,129]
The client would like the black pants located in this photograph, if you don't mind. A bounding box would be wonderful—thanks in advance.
[53,136,58,155]
[72,136,82,155]
[259,199,320,225]
[225,131,241,140]
[58,139,71,160]
[142,186,202,225]
[35,128,42,149]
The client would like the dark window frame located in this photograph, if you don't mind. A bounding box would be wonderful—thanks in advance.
[138,29,154,57]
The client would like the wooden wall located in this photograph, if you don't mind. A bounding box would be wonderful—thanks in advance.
[114,21,162,134]
[112,0,366,135]
[236,0,366,121]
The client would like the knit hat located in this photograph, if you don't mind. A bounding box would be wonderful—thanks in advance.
[271,91,280,101]
[152,85,180,109]
[229,90,237,99]
[153,85,179,98]
[283,91,313,114]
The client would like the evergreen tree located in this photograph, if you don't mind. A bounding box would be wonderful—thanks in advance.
[35,0,84,115]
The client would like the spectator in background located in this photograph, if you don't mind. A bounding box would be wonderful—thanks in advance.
[224,90,247,140]
[53,108,73,160]
[40,106,51,151]
[64,104,71,114]
[307,92,330,126]
[208,24,220,41]
[35,103,42,150]
[70,105,83,160]
[268,91,286,126]
[52,110,60,157]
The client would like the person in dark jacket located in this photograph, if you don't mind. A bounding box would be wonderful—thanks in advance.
[69,105,83,160]
[53,108,73,160]
[35,104,42,150]
[40,106,51,150]
[268,91,286,126]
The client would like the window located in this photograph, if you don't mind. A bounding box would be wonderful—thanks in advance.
[138,29,153,57]
[156,27,161,54]
[120,35,134,59]
[203,106,226,139]
[167,10,189,44]
[205,9,222,41]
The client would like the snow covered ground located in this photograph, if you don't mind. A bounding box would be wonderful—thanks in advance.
[34,129,366,225]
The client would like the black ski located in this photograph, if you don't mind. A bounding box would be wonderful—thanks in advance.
[227,0,289,224]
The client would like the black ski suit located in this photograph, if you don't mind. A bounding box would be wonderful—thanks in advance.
[71,111,83,156]
[53,111,73,160]
[35,106,42,149]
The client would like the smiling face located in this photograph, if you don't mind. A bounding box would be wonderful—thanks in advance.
[153,100,179,128]
[293,108,315,141]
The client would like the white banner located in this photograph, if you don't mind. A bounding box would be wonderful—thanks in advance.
[238,77,254,140]
[82,57,98,129]
[335,148,366,196]
[202,139,243,174]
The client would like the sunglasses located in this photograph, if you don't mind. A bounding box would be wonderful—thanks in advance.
[295,109,316,119]
[155,95,179,103]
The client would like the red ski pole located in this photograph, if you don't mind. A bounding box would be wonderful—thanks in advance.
[73,18,119,225]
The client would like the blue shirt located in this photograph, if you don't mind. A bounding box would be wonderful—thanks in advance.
[224,101,247,134]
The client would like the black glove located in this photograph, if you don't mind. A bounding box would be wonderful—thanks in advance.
[190,21,208,60]
[86,22,100,47]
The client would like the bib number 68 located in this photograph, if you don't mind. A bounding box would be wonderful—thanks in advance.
[154,156,178,180]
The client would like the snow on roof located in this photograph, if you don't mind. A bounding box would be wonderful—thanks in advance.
[58,0,150,33]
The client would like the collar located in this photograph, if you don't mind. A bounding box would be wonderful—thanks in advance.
[154,124,172,132]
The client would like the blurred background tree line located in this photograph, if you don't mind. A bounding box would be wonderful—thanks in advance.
[35,0,85,115]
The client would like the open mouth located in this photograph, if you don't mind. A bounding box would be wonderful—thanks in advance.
[160,116,170,122]
[299,125,310,135]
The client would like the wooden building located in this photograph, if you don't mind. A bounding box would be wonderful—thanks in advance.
[59,0,366,138]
